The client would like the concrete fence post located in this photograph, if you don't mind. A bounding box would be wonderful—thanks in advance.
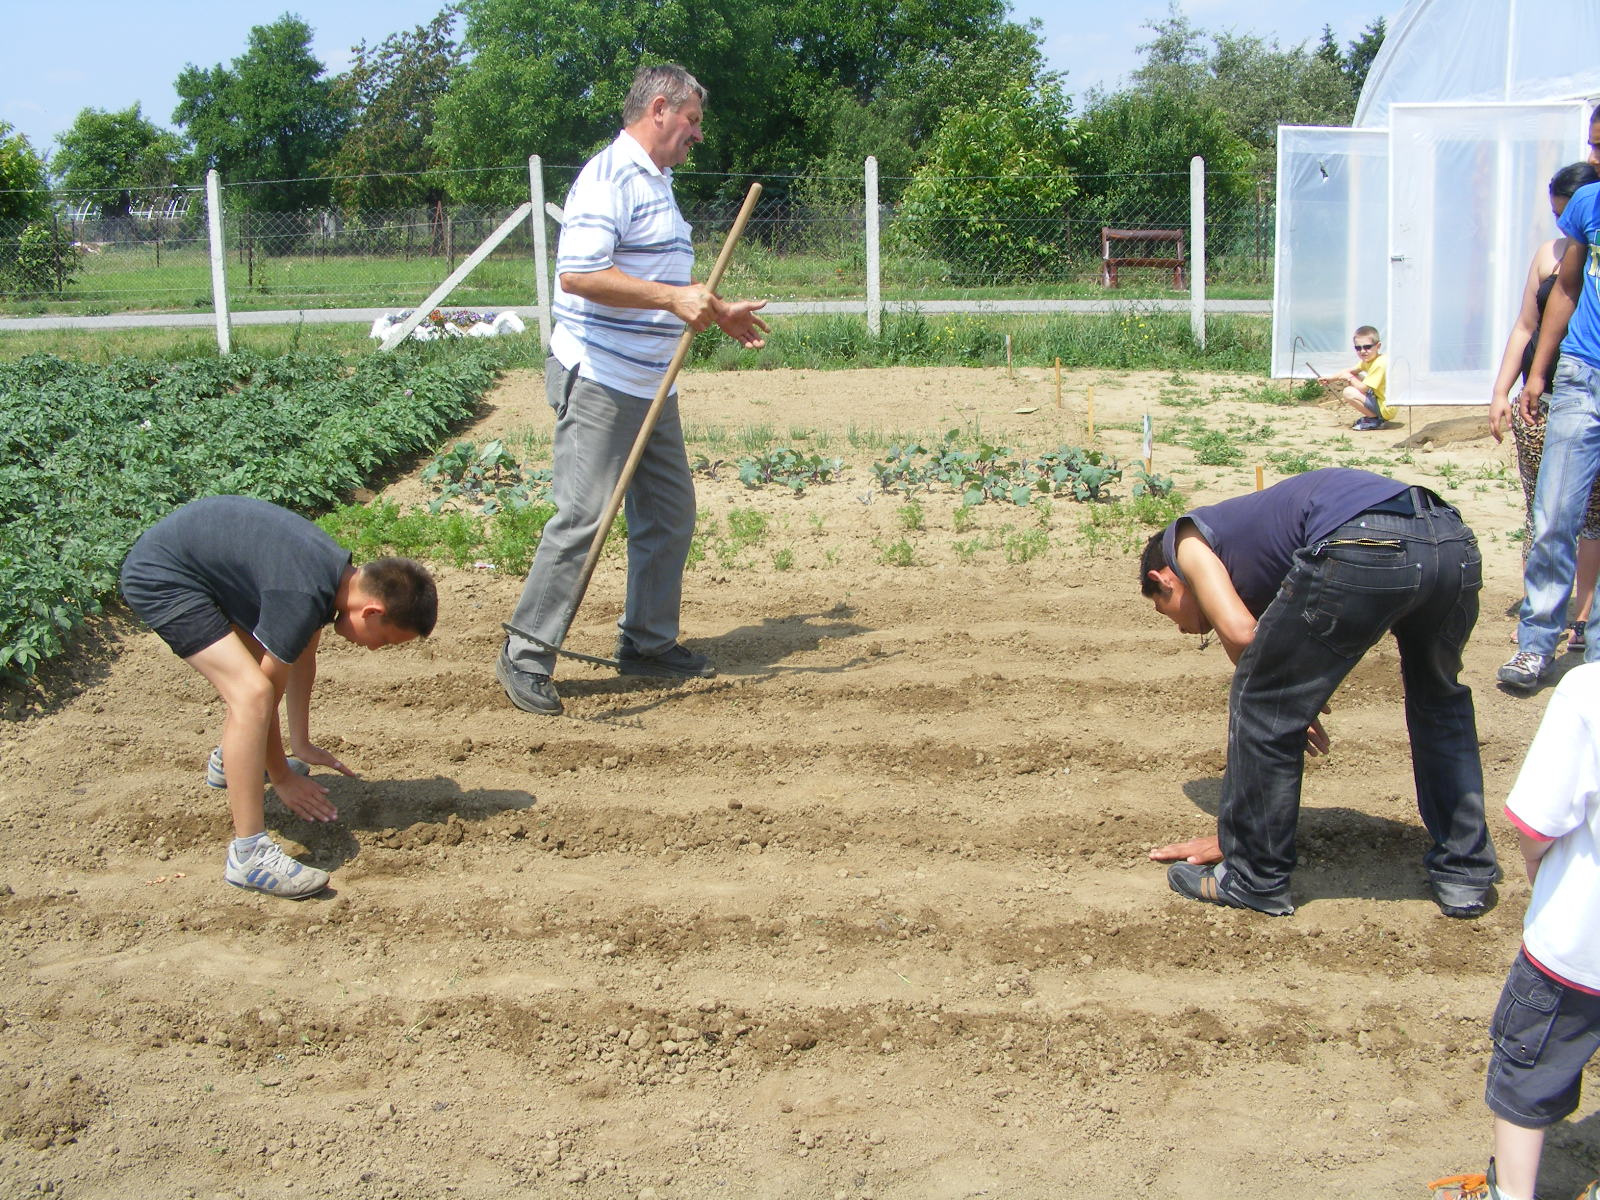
[1190,155,1207,349]
[205,170,232,354]
[865,156,881,337]
[529,155,552,352]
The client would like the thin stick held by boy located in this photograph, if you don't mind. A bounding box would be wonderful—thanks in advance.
[119,496,437,899]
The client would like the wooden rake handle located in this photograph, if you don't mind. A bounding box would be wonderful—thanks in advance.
[563,180,764,629]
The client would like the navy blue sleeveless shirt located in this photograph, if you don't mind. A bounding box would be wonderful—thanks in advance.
[1161,468,1409,616]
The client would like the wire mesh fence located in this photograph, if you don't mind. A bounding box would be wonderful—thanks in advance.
[0,164,1275,319]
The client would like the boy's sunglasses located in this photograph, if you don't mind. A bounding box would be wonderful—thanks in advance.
[1353,342,1377,350]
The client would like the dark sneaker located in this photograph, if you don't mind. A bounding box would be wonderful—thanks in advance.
[615,635,715,679]
[1497,650,1550,691]
[496,647,563,715]
[1569,620,1587,653]
[1167,861,1293,916]
[1352,416,1383,431]
[1431,880,1494,920]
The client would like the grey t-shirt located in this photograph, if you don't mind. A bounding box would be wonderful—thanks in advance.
[120,496,350,663]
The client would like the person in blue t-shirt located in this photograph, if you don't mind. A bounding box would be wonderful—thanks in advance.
[1138,469,1498,919]
[1500,106,1600,692]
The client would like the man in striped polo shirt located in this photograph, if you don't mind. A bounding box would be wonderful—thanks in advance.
[498,64,769,716]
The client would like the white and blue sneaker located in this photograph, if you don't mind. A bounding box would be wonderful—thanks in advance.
[206,746,311,790]
[224,836,329,899]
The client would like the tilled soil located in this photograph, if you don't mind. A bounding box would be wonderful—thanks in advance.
[3,365,1596,1200]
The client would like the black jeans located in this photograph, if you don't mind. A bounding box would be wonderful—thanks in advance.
[1217,494,1499,903]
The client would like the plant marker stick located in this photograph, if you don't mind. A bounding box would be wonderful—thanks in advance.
[1005,334,1013,378]
[562,181,763,633]
[1141,413,1153,475]
[1086,386,1095,439]
[1256,465,1264,491]
[1054,357,1062,409]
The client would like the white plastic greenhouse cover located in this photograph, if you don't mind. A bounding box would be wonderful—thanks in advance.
[1271,0,1600,403]
[1387,102,1589,405]
[1355,0,1600,129]
[1271,127,1388,383]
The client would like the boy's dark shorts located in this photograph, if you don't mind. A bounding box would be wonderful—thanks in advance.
[119,568,232,659]
[1485,950,1600,1128]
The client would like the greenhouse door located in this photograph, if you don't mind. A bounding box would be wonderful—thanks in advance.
[1388,102,1590,405]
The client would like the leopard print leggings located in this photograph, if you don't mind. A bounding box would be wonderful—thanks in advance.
[1510,396,1600,544]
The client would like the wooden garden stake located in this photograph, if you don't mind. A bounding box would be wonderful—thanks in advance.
[1086,385,1096,439]
[1005,334,1013,378]
[1255,465,1264,491]
[1054,357,1062,409]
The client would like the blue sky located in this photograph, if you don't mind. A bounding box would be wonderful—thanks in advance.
[1,1,1390,158]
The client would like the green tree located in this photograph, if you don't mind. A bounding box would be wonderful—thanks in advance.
[325,9,462,210]
[801,21,1055,206]
[52,105,184,222]
[1129,8,1357,171]
[893,80,1081,280]
[1071,89,1257,257]
[173,14,348,211]
[1344,18,1387,99]
[0,122,49,223]
[435,0,781,204]
[435,0,1042,204]
[10,219,81,295]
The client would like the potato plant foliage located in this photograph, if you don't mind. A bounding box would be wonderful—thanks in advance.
[0,346,501,681]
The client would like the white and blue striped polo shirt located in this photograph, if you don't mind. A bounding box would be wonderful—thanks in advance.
[550,130,695,398]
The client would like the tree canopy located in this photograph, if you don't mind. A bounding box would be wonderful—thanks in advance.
[0,122,49,223]
[325,10,462,209]
[173,15,347,210]
[1126,8,1375,171]
[51,105,184,221]
[895,79,1081,278]
[432,0,1041,204]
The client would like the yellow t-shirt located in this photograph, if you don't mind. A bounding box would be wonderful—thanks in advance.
[1355,353,1391,420]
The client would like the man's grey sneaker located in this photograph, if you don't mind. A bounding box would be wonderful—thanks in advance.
[1167,861,1294,916]
[206,746,311,790]
[1497,650,1551,691]
[615,635,715,679]
[1431,880,1494,919]
[224,836,329,899]
[1352,415,1383,431]
[496,647,563,715]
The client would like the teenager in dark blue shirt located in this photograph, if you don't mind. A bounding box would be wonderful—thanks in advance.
[1139,469,1498,919]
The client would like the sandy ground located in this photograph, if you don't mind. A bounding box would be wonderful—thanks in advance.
[3,364,1597,1200]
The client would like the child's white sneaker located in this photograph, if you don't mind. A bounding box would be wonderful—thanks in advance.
[224,836,329,899]
[206,746,311,790]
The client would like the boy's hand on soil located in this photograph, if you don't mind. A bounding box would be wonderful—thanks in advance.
[1148,834,1222,864]
[292,743,357,777]
[273,772,338,823]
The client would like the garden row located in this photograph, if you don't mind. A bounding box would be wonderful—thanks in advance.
[0,344,503,681]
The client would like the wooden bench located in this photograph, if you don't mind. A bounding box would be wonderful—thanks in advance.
[1100,227,1185,288]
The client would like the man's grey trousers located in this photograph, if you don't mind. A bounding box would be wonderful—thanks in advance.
[505,357,696,675]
